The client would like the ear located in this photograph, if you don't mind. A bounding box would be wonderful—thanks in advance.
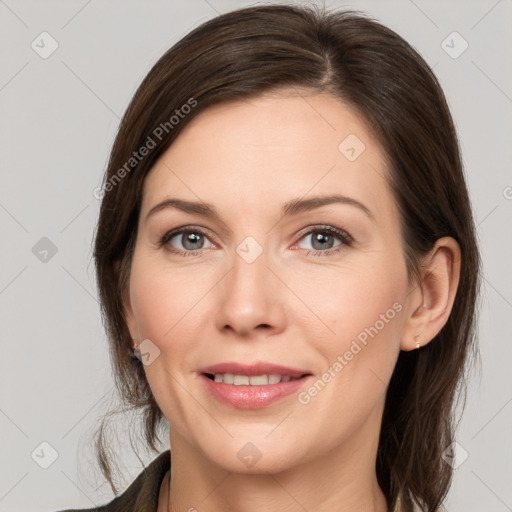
[400,236,461,351]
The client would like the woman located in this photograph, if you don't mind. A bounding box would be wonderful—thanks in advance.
[59,4,480,512]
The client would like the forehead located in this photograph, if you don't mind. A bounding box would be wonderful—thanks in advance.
[167,90,376,154]
[141,90,392,219]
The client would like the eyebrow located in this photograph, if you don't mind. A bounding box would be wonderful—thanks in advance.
[145,194,374,223]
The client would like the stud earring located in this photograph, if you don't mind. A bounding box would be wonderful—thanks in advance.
[132,339,141,359]
[415,334,421,350]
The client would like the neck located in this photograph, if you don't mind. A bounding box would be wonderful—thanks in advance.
[164,405,388,512]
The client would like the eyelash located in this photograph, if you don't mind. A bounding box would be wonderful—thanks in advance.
[159,225,353,258]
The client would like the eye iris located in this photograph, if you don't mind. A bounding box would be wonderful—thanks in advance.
[182,232,203,250]
[312,232,334,251]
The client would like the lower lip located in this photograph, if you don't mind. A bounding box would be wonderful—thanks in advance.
[200,374,311,409]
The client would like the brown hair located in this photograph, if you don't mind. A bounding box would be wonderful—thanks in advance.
[92,4,480,511]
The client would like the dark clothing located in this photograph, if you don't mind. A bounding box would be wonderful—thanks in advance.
[56,450,170,512]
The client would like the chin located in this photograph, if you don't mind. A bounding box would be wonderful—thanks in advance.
[205,443,303,475]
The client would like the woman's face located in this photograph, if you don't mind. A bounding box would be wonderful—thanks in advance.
[124,90,412,473]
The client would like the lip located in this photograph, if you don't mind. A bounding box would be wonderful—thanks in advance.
[199,373,312,409]
[197,361,313,410]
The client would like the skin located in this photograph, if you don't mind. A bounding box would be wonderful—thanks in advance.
[123,89,461,512]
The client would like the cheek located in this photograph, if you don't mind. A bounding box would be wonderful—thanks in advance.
[129,274,170,340]
[127,253,220,395]
[291,262,405,349]
[291,262,406,418]
[129,252,203,341]
[294,267,405,419]
[128,255,203,422]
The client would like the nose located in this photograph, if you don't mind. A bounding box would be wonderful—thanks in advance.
[215,241,287,338]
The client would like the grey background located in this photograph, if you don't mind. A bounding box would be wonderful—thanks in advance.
[1,0,511,511]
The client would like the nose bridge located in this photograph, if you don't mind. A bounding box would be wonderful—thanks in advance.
[230,234,273,307]
[215,234,285,335]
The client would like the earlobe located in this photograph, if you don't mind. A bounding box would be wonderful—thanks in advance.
[400,237,461,351]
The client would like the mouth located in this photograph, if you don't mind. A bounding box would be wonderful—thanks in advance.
[197,361,313,408]
[200,371,313,409]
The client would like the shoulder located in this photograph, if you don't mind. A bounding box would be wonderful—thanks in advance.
[54,450,170,512]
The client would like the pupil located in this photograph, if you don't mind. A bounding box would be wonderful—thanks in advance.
[183,232,203,250]
[312,232,333,250]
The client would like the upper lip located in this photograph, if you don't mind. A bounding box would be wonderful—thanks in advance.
[198,361,312,378]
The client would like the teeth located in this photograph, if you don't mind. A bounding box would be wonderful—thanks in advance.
[234,375,249,385]
[249,375,267,385]
[212,373,300,385]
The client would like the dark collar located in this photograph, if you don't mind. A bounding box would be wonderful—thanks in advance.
[57,449,170,512]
